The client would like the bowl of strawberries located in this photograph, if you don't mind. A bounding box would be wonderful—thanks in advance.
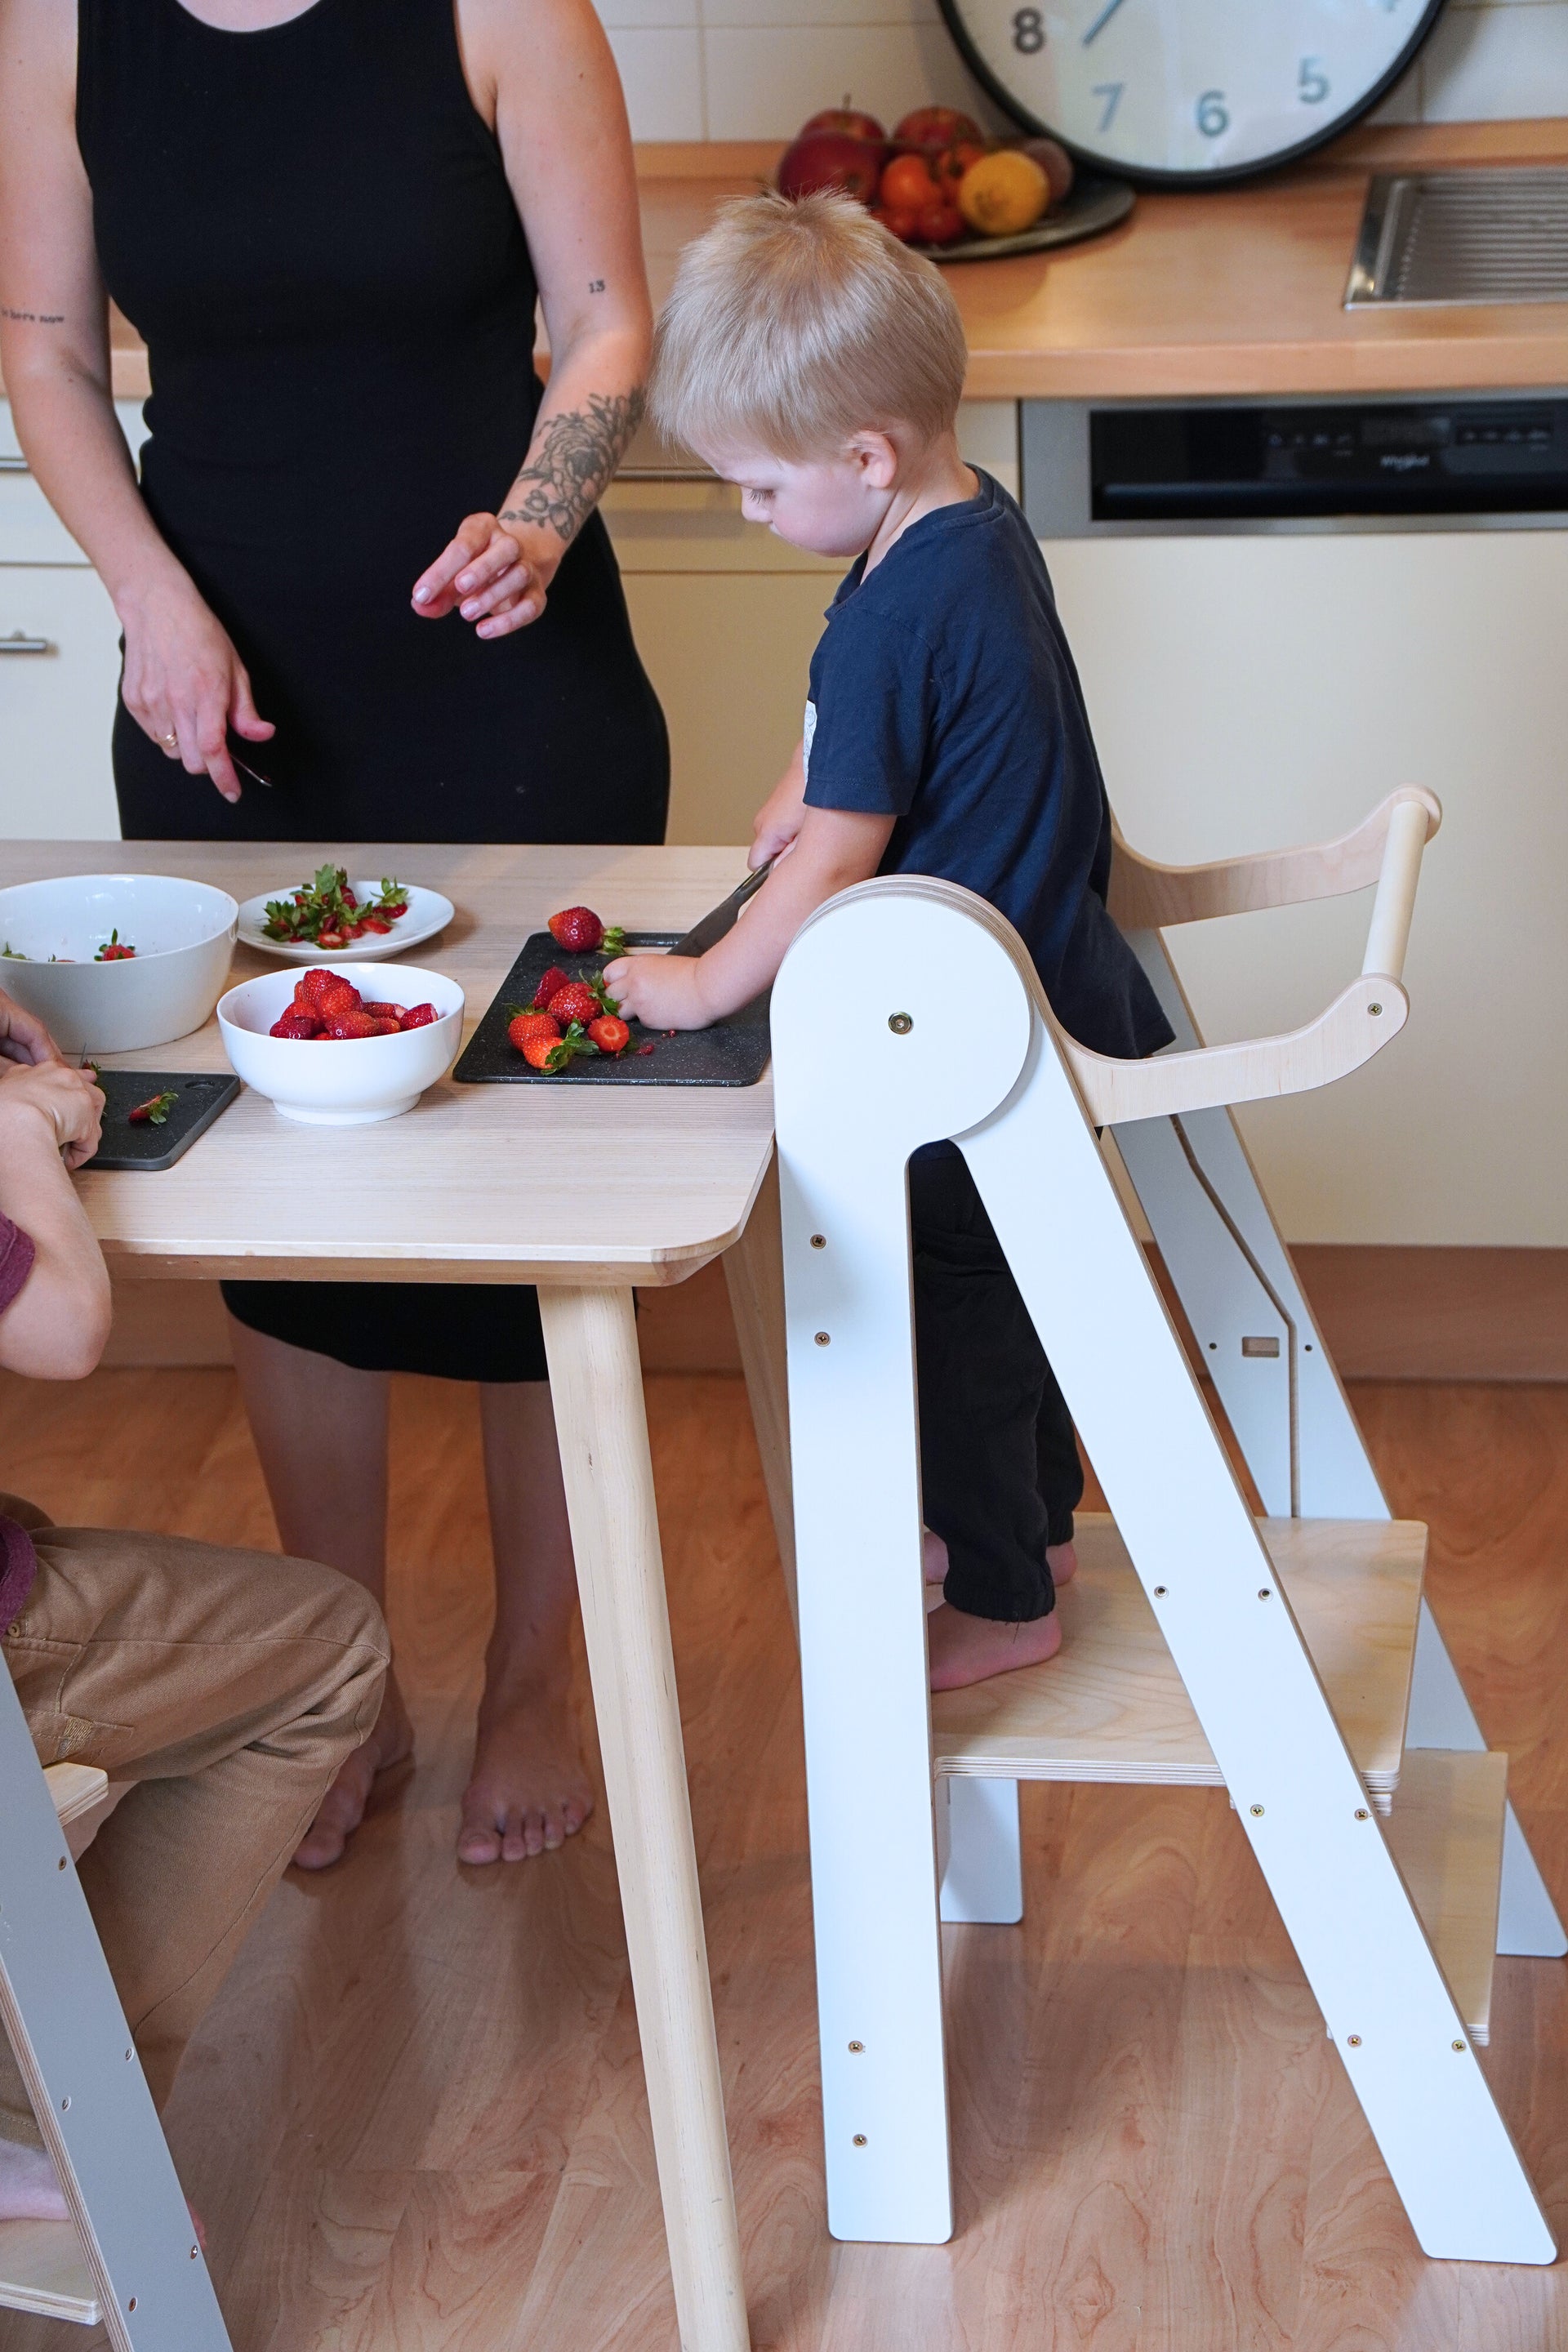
[217,963,464,1125]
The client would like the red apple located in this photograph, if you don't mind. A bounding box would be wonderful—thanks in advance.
[892,105,982,150]
[915,200,965,247]
[799,102,887,145]
[777,129,884,205]
[1013,136,1075,205]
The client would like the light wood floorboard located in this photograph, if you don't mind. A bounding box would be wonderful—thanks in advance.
[2,1370,1568,2349]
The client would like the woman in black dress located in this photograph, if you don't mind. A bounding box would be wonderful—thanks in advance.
[0,0,667,1868]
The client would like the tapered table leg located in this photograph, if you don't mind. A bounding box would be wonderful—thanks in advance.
[722,1152,798,1632]
[539,1285,749,2352]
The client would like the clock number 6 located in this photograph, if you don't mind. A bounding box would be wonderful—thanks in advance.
[1298,56,1330,103]
[1011,7,1045,51]
[1196,88,1228,137]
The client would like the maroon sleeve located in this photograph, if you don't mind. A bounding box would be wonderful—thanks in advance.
[0,1213,36,1315]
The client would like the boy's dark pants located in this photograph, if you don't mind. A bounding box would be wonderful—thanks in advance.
[911,1143,1081,1624]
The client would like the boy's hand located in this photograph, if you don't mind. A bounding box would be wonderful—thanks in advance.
[602,950,713,1032]
[0,1058,105,1169]
[750,738,808,869]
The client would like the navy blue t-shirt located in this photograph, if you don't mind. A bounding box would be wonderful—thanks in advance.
[803,469,1172,1062]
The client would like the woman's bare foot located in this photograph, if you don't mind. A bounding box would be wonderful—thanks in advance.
[0,2139,68,2222]
[923,1529,1078,1590]
[457,1668,595,1864]
[928,1601,1062,1691]
[292,1673,414,1872]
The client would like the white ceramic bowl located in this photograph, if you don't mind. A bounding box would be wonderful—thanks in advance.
[217,963,465,1125]
[0,873,238,1055]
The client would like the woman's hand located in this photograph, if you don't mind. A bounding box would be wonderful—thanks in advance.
[0,1057,104,1171]
[118,573,274,804]
[601,950,712,1033]
[750,740,808,868]
[0,987,62,1068]
[412,513,557,639]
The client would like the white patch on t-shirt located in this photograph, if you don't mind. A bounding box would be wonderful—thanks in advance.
[802,700,817,785]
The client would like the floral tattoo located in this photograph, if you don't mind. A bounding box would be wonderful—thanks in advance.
[501,388,646,546]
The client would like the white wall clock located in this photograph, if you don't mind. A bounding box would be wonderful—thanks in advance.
[937,0,1448,184]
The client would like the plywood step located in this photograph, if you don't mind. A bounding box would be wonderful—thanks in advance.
[42,1764,108,1829]
[933,1512,1426,1794]
[1383,1748,1508,2044]
[0,2220,97,2324]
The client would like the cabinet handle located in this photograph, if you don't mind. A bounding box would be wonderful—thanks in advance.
[614,466,717,483]
[0,632,53,654]
[0,454,29,474]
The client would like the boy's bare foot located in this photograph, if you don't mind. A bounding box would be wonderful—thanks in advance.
[457,1669,595,1865]
[292,1673,414,1872]
[928,1601,1062,1690]
[922,1529,1078,1590]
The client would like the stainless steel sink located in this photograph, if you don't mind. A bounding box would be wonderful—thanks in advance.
[1346,168,1568,307]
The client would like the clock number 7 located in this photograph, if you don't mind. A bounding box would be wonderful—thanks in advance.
[1091,81,1124,131]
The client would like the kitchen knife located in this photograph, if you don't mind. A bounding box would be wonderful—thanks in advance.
[666,858,775,959]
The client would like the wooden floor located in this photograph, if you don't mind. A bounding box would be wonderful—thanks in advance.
[5,1366,1568,2350]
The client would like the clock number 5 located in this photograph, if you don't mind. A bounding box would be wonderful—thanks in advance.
[1196,88,1228,137]
[1298,56,1330,103]
[1011,7,1045,51]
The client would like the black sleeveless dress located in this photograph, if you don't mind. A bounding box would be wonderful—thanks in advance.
[77,0,670,1382]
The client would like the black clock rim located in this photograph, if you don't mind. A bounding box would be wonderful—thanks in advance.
[934,0,1448,189]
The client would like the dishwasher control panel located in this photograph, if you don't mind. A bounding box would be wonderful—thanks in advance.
[1022,393,1568,535]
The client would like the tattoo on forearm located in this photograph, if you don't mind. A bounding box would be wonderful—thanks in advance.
[500,387,645,546]
[1,306,65,324]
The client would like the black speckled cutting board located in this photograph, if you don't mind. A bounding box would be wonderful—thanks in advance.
[452,933,770,1089]
[88,1071,241,1170]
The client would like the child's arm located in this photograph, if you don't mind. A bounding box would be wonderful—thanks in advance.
[605,804,894,1030]
[0,1057,112,1379]
[749,739,808,869]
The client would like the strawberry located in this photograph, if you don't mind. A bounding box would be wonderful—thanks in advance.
[297,967,338,1008]
[270,1011,322,1039]
[128,1087,178,1123]
[547,980,600,1028]
[547,906,627,956]
[587,1013,630,1055]
[522,1030,568,1071]
[532,964,569,1010]
[508,1009,560,1054]
[361,1002,402,1020]
[316,977,360,1019]
[323,1009,377,1039]
[399,1002,438,1030]
[366,1016,401,1036]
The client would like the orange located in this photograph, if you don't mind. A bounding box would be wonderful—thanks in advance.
[880,152,941,213]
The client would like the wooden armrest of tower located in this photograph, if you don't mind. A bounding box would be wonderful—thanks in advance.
[1107,787,1441,932]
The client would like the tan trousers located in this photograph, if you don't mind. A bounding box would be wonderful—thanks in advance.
[0,1494,389,2150]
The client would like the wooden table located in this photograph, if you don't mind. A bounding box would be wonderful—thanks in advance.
[10,840,794,2352]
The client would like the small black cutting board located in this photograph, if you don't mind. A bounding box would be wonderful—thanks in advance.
[453,933,770,1089]
[89,1070,241,1170]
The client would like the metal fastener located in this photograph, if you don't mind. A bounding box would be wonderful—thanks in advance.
[848,2040,864,2053]
[1258,1588,1272,1601]
[56,1855,65,1871]
[1367,1001,1383,1017]
[810,1234,826,1250]
[888,1013,913,1035]
[60,2096,69,2110]
[190,2247,200,2261]
[853,2133,868,2146]
[814,1331,831,1347]
[1250,1804,1264,1817]
[1152,1585,1167,1597]
[1355,1808,1370,1821]
[1453,2039,1467,2053]
[127,2299,137,2314]
[1347,2034,1362,2047]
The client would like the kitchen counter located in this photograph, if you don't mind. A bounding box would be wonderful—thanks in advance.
[77,118,1568,412]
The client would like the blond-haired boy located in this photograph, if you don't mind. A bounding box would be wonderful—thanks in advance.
[606,193,1171,1689]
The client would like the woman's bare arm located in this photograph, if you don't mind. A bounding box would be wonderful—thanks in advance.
[412,0,651,635]
[0,0,273,800]
[0,1054,109,1380]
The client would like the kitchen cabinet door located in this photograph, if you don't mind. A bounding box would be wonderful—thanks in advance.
[0,565,124,838]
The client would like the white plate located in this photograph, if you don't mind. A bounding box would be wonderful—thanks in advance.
[237,880,455,964]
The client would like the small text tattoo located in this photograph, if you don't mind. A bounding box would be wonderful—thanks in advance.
[588,278,606,293]
[500,386,646,546]
[1,306,65,324]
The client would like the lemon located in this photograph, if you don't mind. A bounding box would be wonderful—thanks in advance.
[956,149,1050,238]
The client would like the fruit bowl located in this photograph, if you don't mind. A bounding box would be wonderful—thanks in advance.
[0,873,238,1054]
[217,964,465,1125]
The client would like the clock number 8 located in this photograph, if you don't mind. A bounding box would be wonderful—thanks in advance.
[1196,88,1229,137]
[1011,7,1045,52]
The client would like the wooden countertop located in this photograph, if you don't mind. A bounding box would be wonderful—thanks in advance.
[76,118,1568,410]
[9,842,775,1286]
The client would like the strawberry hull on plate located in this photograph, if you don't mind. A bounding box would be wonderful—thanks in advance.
[217,963,464,1125]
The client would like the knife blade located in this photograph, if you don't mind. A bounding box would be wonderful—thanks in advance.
[666,858,775,960]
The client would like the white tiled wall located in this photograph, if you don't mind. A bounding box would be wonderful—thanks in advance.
[601,0,1568,140]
